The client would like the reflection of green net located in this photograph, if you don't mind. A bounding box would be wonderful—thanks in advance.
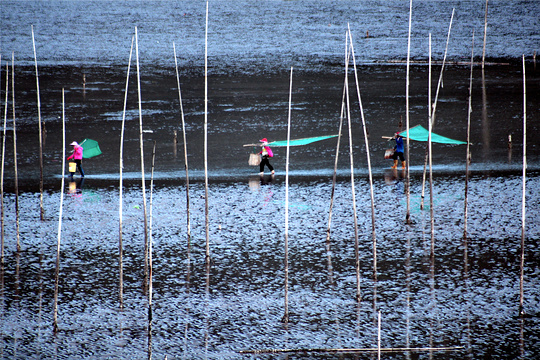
[269,135,338,147]
[398,125,466,144]
[80,139,102,158]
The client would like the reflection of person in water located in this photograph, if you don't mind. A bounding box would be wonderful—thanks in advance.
[259,138,274,175]
[67,141,85,178]
[391,133,406,169]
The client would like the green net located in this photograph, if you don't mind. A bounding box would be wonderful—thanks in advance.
[80,138,102,158]
[268,135,338,147]
[398,125,466,144]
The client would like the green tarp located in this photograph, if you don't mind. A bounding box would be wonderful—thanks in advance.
[80,139,102,158]
[398,125,466,145]
[268,134,338,147]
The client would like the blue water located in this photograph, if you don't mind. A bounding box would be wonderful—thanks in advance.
[2,0,539,71]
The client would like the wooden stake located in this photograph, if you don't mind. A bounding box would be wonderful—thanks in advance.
[283,66,293,324]
[464,32,474,240]
[32,26,45,221]
[519,54,526,315]
[53,88,67,334]
[348,26,377,278]
[344,27,361,301]
[1,61,7,266]
[11,53,20,253]
[119,35,134,309]
[135,26,150,289]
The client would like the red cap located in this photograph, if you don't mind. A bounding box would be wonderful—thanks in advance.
[259,138,268,143]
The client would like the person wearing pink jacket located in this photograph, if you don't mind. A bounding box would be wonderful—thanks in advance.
[258,138,274,175]
[67,141,85,178]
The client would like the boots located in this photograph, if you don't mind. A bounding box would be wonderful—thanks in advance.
[391,160,398,169]
[401,160,406,169]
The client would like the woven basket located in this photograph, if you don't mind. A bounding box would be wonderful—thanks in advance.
[248,153,261,166]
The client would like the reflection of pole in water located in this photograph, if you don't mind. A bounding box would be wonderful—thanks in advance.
[173,130,177,158]
[519,55,526,316]
[53,88,67,334]
[481,67,490,161]
[11,55,20,252]
[147,141,156,358]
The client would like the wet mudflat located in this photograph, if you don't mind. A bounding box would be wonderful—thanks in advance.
[1,0,540,358]
[1,170,539,359]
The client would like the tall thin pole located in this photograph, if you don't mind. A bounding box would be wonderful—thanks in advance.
[173,42,191,259]
[204,0,210,266]
[344,28,361,301]
[135,26,149,288]
[1,61,7,266]
[283,66,293,324]
[405,0,413,224]
[482,0,489,70]
[431,9,455,127]
[119,35,134,308]
[348,26,377,277]
[53,88,66,334]
[11,54,20,253]
[32,26,45,221]
[325,40,349,249]
[464,32,474,240]
[519,54,526,315]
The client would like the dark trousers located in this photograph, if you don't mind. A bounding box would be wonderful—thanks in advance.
[70,159,85,177]
[392,151,405,162]
[259,156,274,172]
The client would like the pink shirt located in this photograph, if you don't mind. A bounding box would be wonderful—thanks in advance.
[67,145,84,160]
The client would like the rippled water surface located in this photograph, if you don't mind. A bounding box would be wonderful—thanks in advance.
[1,0,539,359]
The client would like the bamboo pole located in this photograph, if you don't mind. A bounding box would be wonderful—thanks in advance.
[119,35,134,309]
[325,38,349,287]
[135,26,150,289]
[519,54,526,316]
[11,54,20,253]
[1,61,7,266]
[348,26,377,277]
[377,311,381,360]
[204,0,210,266]
[431,9,454,127]
[53,88,67,334]
[282,66,293,324]
[32,25,45,221]
[464,32,474,240]
[405,0,413,224]
[173,42,192,263]
[482,0,489,70]
[428,45,434,258]
[420,10,455,208]
[344,27,361,302]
